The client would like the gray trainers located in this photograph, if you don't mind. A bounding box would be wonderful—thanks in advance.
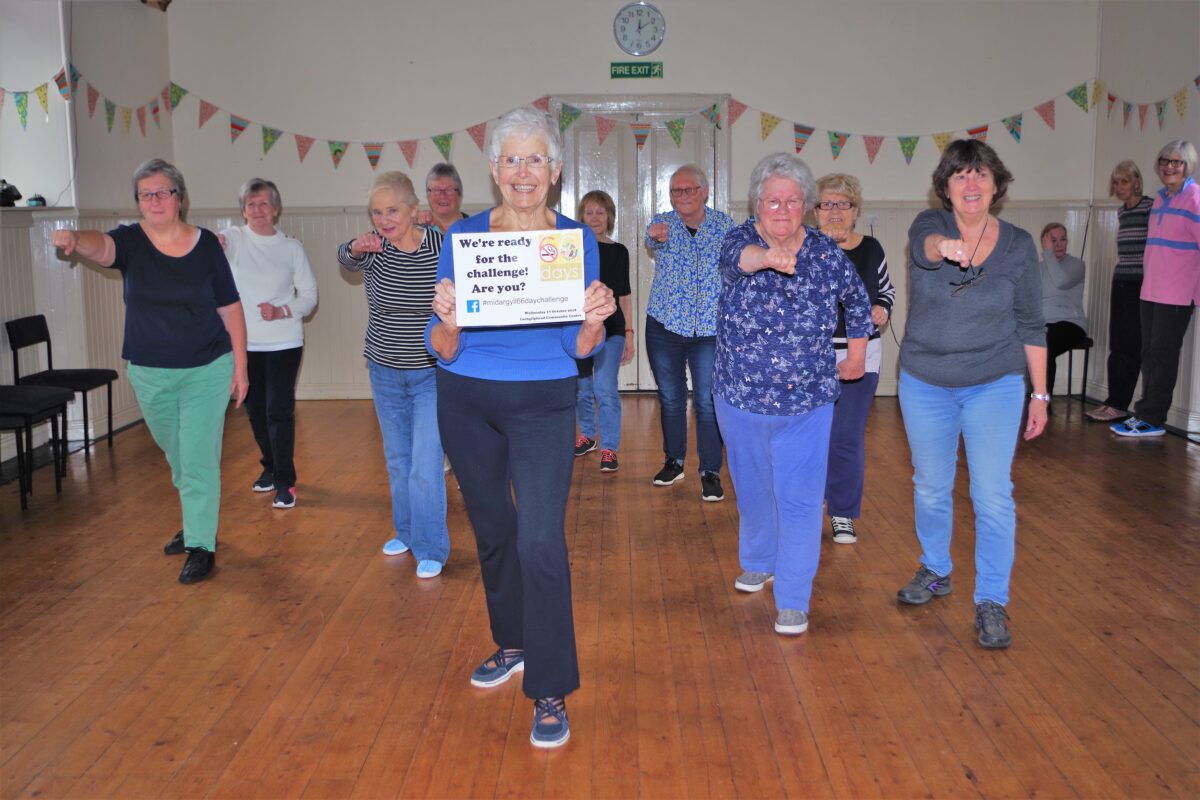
[734,571,774,592]
[975,601,1012,649]
[897,566,952,605]
[775,609,809,635]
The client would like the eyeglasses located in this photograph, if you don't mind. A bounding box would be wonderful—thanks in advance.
[816,200,855,211]
[1157,158,1185,169]
[950,267,986,297]
[137,189,178,202]
[495,154,553,170]
[760,198,804,212]
[428,187,460,197]
[669,186,703,198]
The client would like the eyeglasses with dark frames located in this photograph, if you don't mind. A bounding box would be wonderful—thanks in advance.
[816,200,856,211]
[669,186,703,198]
[137,188,179,202]
[950,266,986,296]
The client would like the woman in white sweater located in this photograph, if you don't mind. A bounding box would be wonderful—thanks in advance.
[222,178,318,508]
[1039,222,1087,397]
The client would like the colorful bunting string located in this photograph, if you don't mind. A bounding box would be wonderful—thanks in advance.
[726,98,748,128]
[898,136,919,165]
[828,131,850,160]
[630,122,651,151]
[1106,93,1116,118]
[1091,80,1104,111]
[432,133,453,160]
[760,112,782,141]
[136,106,146,136]
[793,124,813,154]
[1155,100,1166,129]
[466,122,487,152]
[558,104,582,133]
[87,84,99,118]
[35,85,50,116]
[104,98,115,132]
[150,98,161,128]
[863,135,884,164]
[967,124,988,142]
[1035,99,1055,129]
[1123,102,1133,127]
[532,96,551,113]
[1001,114,1022,143]
[398,139,418,167]
[69,64,80,94]
[363,142,383,169]
[295,134,315,163]
[263,126,282,155]
[54,69,70,101]
[1066,83,1089,113]
[595,115,618,147]
[120,106,132,134]
[329,140,348,168]
[665,118,686,147]
[16,92,29,129]
[229,114,249,142]
[932,132,954,154]
[169,82,187,109]
[198,99,219,128]
[1173,89,1187,120]
[703,102,721,130]
[1138,104,1149,129]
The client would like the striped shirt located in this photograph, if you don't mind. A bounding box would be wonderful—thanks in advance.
[1113,195,1153,282]
[338,227,442,369]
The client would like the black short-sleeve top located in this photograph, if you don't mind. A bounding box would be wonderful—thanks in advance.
[108,223,240,368]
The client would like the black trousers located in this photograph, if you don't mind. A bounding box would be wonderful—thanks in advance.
[1134,301,1194,426]
[1103,280,1143,410]
[245,347,303,488]
[1046,321,1088,396]
[437,368,580,700]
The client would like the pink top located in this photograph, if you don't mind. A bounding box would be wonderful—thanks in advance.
[1141,178,1200,306]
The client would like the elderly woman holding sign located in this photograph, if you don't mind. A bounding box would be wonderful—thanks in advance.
[427,107,614,749]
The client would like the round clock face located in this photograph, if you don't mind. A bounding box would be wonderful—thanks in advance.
[614,2,665,56]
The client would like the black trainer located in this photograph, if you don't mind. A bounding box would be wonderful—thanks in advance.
[975,601,1012,649]
[897,566,952,605]
[652,459,685,486]
[252,470,274,492]
[700,471,724,502]
[163,530,185,556]
[574,435,597,457]
[179,548,215,584]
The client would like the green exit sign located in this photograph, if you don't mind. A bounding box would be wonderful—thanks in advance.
[611,62,663,79]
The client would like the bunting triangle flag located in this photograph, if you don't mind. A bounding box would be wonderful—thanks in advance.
[120,106,132,134]
[198,99,219,128]
[532,95,551,113]
[863,135,884,164]
[1138,103,1149,129]
[793,124,814,153]
[432,133,453,160]
[1066,83,1089,113]
[1123,101,1133,127]
[69,63,80,94]
[1091,80,1104,110]
[150,98,161,128]
[932,132,954,154]
[1174,88,1187,120]
[295,134,315,163]
[263,126,282,155]
[727,98,748,128]
[329,140,348,168]
[1106,93,1117,118]
[1001,114,1022,143]
[169,82,187,109]
[559,103,582,133]
[136,106,146,136]
[54,68,70,101]
[35,84,50,115]
[665,118,686,147]
[1035,99,1055,129]
[828,130,850,159]
[16,93,29,130]
[760,112,782,141]
[87,84,99,118]
[703,102,721,129]
[630,122,651,150]
[161,85,171,114]
[967,124,988,142]
[1155,100,1166,128]
[363,142,384,169]
[595,115,618,147]
[467,122,487,152]
[398,139,418,167]
[898,136,919,165]
[0,89,5,119]
[229,114,249,142]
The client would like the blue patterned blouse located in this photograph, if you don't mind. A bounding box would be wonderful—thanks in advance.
[715,220,872,416]
[644,206,735,337]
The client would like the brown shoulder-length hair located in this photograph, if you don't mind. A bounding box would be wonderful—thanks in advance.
[577,190,616,233]
[931,139,1014,210]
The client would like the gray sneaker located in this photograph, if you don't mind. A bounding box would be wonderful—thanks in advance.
[975,601,1012,649]
[775,609,808,635]
[897,566,952,605]
[734,571,774,592]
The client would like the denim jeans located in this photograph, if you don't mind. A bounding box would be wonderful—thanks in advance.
[644,314,722,473]
[825,371,880,519]
[367,361,449,564]
[575,334,624,450]
[898,370,1024,605]
[245,346,303,488]
[716,397,832,613]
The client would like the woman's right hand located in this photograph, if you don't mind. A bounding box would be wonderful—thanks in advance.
[934,235,969,264]
[350,232,383,256]
[51,230,78,255]
[432,277,458,328]
[647,222,669,243]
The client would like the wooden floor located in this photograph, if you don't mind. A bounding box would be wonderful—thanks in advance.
[1,394,1197,799]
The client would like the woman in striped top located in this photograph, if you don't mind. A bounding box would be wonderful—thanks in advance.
[338,171,449,578]
[1087,161,1153,422]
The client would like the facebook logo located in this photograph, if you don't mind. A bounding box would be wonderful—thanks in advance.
[466,299,480,313]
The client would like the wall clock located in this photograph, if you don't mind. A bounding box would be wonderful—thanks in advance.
[614,2,665,57]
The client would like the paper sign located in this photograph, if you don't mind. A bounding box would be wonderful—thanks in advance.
[452,229,585,327]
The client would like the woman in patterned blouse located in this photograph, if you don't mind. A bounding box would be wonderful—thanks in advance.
[715,153,871,637]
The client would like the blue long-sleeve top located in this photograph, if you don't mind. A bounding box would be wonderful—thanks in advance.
[715,220,872,416]
[424,209,601,381]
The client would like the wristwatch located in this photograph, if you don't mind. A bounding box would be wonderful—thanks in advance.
[1029,392,1051,402]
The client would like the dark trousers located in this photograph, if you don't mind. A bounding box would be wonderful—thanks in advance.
[643,314,723,473]
[825,371,880,519]
[1103,280,1143,410]
[437,368,580,700]
[245,347,303,488]
[1134,301,1194,426]
[1045,321,1088,396]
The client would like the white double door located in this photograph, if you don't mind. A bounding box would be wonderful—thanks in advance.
[557,94,731,390]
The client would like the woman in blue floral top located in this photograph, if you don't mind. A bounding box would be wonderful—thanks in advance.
[715,153,872,636]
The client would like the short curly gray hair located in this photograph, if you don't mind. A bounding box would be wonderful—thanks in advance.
[747,153,816,216]
[132,158,187,206]
[486,107,561,165]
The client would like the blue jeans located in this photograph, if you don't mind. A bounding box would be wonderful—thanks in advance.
[575,334,624,450]
[825,371,879,519]
[367,361,449,563]
[898,370,1024,605]
[644,315,722,473]
[716,397,832,613]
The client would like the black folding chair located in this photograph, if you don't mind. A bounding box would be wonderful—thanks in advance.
[0,385,73,510]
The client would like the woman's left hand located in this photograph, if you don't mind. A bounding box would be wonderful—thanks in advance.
[258,302,289,321]
[231,365,249,408]
[837,358,866,381]
[871,305,889,329]
[621,335,636,365]
[583,280,616,325]
[1024,399,1048,440]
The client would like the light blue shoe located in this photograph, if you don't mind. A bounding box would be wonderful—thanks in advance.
[381,538,410,556]
[416,559,443,579]
[1110,417,1165,437]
